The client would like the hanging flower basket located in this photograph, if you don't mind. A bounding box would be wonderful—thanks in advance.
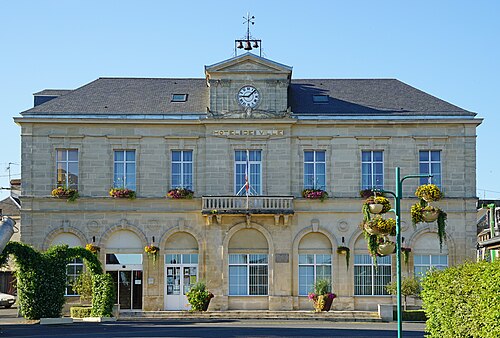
[377,240,396,256]
[145,245,160,264]
[363,216,396,236]
[109,188,136,199]
[422,209,440,222]
[401,247,412,265]
[336,246,350,269]
[51,186,79,202]
[302,189,328,201]
[85,243,100,255]
[415,184,443,202]
[167,188,194,199]
[364,196,391,214]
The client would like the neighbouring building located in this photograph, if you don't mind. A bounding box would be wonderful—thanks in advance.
[14,48,481,312]
[0,179,21,295]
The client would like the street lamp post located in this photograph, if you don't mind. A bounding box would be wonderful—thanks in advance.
[376,167,431,338]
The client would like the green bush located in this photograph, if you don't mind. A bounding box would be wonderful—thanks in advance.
[385,276,421,311]
[421,260,500,338]
[91,273,115,317]
[70,306,92,318]
[0,242,105,320]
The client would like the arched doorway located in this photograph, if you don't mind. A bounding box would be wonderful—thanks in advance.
[164,232,199,310]
[105,230,144,311]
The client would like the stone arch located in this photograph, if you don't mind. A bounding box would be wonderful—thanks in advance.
[291,226,337,300]
[98,219,147,250]
[222,222,275,299]
[43,227,88,250]
[408,226,455,261]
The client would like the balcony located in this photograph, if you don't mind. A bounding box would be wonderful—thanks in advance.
[201,195,294,226]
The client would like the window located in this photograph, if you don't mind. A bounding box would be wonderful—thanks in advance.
[56,149,78,189]
[361,150,384,189]
[312,95,329,103]
[414,254,448,278]
[171,94,188,102]
[234,150,262,195]
[229,254,268,295]
[298,254,332,296]
[113,150,136,190]
[304,150,326,190]
[171,150,193,190]
[65,258,83,296]
[419,150,441,187]
[354,254,391,295]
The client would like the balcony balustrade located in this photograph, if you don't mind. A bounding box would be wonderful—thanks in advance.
[201,195,294,226]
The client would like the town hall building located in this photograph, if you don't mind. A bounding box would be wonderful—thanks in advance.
[14,47,481,312]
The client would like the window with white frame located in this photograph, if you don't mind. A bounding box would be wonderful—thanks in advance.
[229,254,268,295]
[171,150,193,190]
[113,150,136,190]
[56,149,78,189]
[298,254,332,296]
[361,150,384,190]
[419,150,442,187]
[304,150,326,190]
[234,150,262,195]
[65,258,84,296]
[354,254,391,295]
[414,254,448,279]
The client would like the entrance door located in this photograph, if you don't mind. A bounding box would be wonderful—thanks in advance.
[165,254,198,310]
[109,270,143,310]
[106,253,143,311]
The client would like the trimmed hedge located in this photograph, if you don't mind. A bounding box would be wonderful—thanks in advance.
[91,273,115,317]
[70,306,92,318]
[421,260,500,338]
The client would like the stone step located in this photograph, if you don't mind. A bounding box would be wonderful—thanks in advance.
[120,310,382,322]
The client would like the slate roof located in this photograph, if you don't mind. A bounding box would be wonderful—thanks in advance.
[22,77,475,117]
[33,89,72,96]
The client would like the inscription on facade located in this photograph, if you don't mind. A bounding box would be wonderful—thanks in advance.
[213,129,284,136]
[275,253,289,263]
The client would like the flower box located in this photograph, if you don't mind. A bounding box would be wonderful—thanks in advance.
[302,189,328,201]
[51,186,79,202]
[167,188,194,199]
[377,241,396,256]
[109,188,136,199]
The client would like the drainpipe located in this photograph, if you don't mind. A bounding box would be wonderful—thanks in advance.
[487,204,496,262]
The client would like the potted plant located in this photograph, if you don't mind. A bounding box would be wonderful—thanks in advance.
[109,188,136,199]
[144,244,160,264]
[186,281,214,311]
[337,246,350,269]
[302,188,329,201]
[415,184,443,202]
[167,187,194,199]
[364,196,391,214]
[410,200,447,250]
[308,279,336,312]
[51,186,79,202]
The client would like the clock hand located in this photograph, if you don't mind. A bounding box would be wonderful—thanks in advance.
[244,89,256,98]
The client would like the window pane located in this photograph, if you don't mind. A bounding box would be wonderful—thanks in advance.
[229,254,247,264]
[299,266,314,295]
[68,150,78,161]
[183,151,192,162]
[316,151,325,162]
[304,151,314,162]
[431,151,441,161]
[316,254,331,264]
[373,151,383,162]
[229,266,247,295]
[361,151,371,162]
[172,151,181,162]
[126,150,135,161]
[299,254,314,264]
[114,151,124,161]
[419,151,429,162]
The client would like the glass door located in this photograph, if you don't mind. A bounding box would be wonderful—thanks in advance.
[165,254,198,310]
[106,253,143,311]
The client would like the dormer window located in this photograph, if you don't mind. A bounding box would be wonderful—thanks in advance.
[171,94,188,102]
[312,95,329,103]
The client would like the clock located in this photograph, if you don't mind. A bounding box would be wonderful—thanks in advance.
[237,85,260,108]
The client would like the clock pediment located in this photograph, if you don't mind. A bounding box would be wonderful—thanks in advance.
[205,53,292,79]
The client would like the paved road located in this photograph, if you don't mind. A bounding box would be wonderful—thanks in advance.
[0,307,426,338]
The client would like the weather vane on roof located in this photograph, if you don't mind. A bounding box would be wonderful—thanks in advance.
[235,12,262,57]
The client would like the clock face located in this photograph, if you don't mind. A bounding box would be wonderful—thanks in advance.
[237,85,260,108]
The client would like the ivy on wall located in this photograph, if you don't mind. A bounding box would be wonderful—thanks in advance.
[0,242,114,320]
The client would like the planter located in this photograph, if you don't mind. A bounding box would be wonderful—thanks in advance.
[377,241,396,256]
[312,294,335,312]
[422,210,439,222]
[368,203,384,214]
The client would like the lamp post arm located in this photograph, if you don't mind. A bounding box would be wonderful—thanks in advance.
[401,174,432,184]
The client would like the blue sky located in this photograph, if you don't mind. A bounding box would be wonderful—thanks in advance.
[0,1,498,200]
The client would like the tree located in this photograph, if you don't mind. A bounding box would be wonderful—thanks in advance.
[385,276,421,311]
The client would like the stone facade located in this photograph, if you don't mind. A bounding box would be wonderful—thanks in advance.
[15,53,481,311]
